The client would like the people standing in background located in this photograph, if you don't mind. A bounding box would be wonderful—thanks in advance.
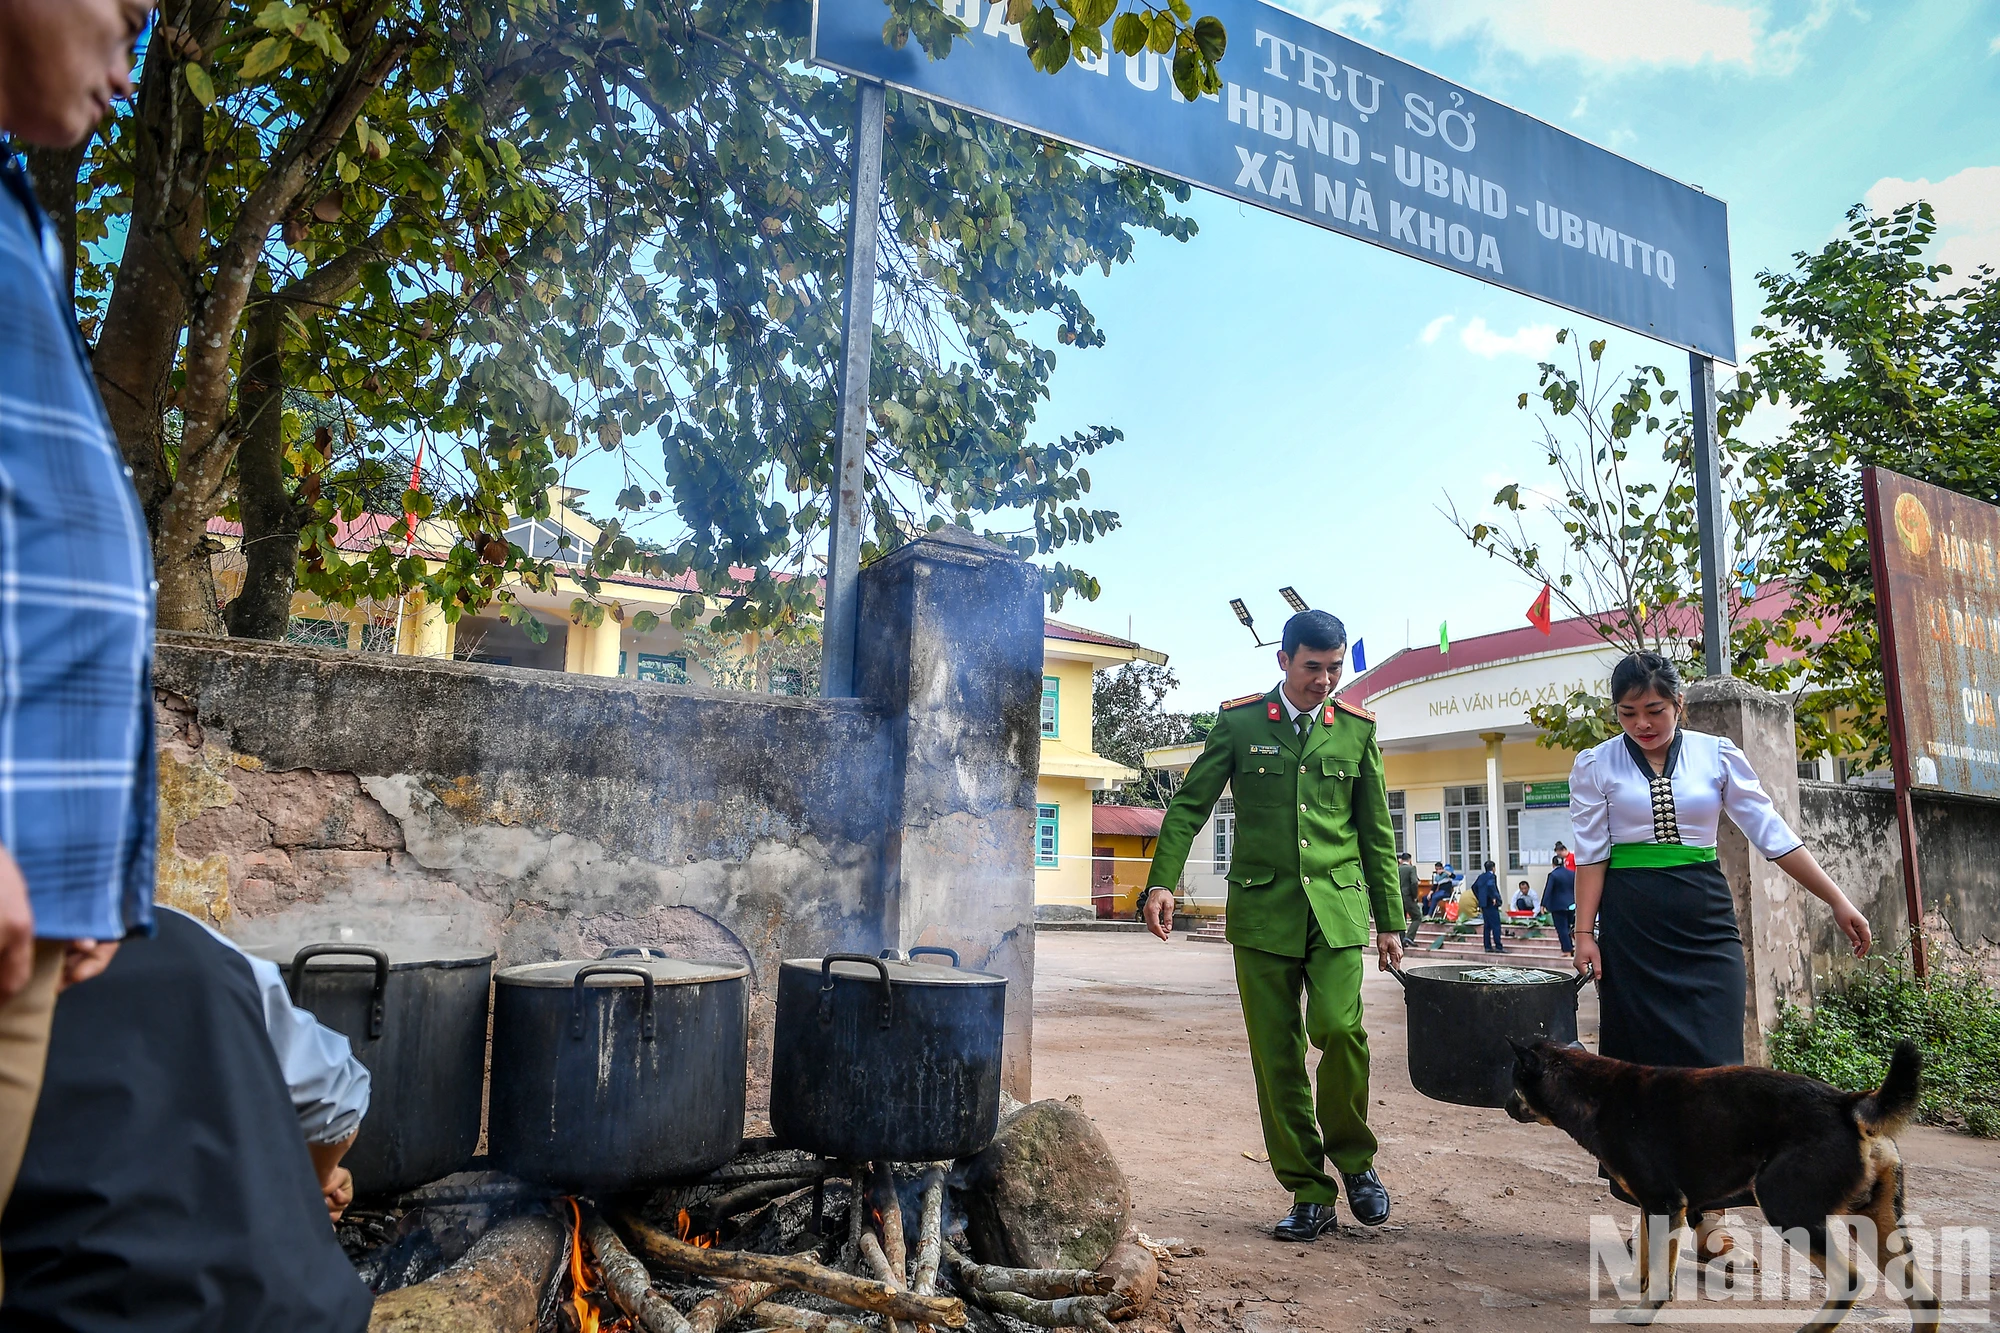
[1542,854,1577,955]
[1555,840,1575,872]
[1474,860,1504,953]
[1397,853,1421,946]
[0,0,161,1260]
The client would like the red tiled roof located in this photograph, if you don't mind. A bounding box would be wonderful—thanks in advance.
[1092,805,1165,837]
[206,516,788,597]
[1044,617,1141,649]
[1341,585,1804,706]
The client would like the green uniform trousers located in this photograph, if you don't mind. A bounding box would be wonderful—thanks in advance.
[1233,914,1375,1204]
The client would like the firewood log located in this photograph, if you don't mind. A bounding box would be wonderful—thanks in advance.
[1092,1236,1158,1317]
[615,1212,967,1328]
[963,1289,1129,1331]
[872,1162,907,1279]
[584,1205,693,1333]
[686,1278,779,1333]
[367,1215,565,1333]
[754,1300,878,1333]
[911,1168,946,1297]
[858,1232,908,1333]
[941,1245,1115,1298]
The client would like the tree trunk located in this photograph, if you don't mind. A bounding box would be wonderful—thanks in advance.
[223,296,301,639]
[23,141,88,317]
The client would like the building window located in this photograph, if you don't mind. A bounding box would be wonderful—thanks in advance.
[637,653,688,684]
[771,667,804,696]
[1387,789,1406,858]
[359,623,396,654]
[1213,797,1235,874]
[1504,782,1526,871]
[285,617,349,650]
[1443,785,1486,874]
[1040,676,1060,737]
[1035,803,1060,868]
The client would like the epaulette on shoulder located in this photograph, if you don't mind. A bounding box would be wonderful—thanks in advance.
[1220,692,1265,711]
[1334,697,1375,722]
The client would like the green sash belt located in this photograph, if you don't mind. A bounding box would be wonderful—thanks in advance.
[1609,843,1718,869]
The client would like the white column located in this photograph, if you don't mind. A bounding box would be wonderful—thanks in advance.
[1481,732,1507,876]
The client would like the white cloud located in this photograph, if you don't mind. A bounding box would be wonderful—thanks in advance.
[1284,0,1387,30]
[1864,165,2000,277]
[1458,317,1559,358]
[1392,0,1842,72]
[1990,31,1999,54]
[1419,313,1456,344]
[1570,95,1588,119]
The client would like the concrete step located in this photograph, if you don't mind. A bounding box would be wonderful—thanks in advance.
[1409,921,1571,969]
[1187,917,1229,944]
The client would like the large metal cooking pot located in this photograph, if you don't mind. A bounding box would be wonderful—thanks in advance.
[1390,962,1592,1107]
[255,941,495,1196]
[770,948,1006,1162]
[488,956,749,1192]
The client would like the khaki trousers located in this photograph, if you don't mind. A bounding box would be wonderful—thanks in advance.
[0,941,65,1298]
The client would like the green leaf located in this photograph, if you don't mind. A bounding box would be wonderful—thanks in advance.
[1167,0,1192,20]
[1192,14,1226,60]
[1112,12,1149,54]
[240,36,292,80]
[1146,11,1175,52]
[183,62,215,106]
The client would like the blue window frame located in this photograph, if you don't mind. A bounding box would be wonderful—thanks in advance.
[1035,803,1060,868]
[1040,676,1060,738]
[637,653,688,684]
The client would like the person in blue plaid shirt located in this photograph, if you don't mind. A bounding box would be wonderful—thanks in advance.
[0,0,159,1238]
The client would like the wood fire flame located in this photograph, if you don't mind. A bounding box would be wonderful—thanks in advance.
[676,1207,716,1248]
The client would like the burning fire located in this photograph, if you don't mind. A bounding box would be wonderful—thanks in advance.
[565,1198,636,1333]
[676,1207,716,1249]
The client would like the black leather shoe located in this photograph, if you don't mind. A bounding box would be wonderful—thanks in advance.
[1273,1202,1339,1242]
[1343,1169,1391,1226]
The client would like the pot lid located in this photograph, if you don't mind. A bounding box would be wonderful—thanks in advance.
[246,940,496,970]
[496,957,751,987]
[783,956,1006,987]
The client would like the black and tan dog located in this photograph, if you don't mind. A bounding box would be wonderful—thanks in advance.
[1505,1038,1938,1330]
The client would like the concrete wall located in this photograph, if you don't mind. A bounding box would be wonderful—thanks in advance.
[157,530,1045,1104]
[1797,781,2000,985]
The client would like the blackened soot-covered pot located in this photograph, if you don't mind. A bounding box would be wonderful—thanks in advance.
[254,941,495,1197]
[488,956,749,1191]
[770,948,1007,1162]
[1389,962,1591,1107]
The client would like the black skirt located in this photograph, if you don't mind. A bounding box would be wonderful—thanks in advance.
[1596,860,1745,1068]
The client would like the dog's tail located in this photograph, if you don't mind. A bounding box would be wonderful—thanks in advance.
[1855,1040,1922,1136]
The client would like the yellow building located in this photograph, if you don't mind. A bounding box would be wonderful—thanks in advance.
[1089,805,1164,920]
[1033,620,1167,921]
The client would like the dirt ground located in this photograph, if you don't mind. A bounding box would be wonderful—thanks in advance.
[1029,930,1999,1332]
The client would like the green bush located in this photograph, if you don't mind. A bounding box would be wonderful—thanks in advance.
[1768,953,2000,1138]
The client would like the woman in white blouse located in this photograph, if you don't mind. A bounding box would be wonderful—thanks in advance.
[1569,654,1872,1259]
[1570,653,1871,1070]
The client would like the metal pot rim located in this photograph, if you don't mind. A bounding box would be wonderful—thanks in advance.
[246,941,496,970]
[781,956,1005,986]
[1396,962,1576,987]
[496,957,750,987]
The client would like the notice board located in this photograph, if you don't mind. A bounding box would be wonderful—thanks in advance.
[1864,466,2000,801]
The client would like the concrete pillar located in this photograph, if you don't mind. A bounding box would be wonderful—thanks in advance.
[1684,677,1813,1065]
[397,593,455,659]
[1481,732,1507,875]
[564,615,622,676]
[856,527,1043,1099]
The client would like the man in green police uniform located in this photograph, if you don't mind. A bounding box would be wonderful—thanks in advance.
[1142,610,1405,1242]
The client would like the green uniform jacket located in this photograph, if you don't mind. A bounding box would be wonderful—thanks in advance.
[1147,686,1405,956]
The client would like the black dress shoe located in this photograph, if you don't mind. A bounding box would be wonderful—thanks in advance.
[1273,1202,1339,1242]
[1343,1169,1391,1226]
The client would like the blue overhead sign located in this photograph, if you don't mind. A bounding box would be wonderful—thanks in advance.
[812,0,1737,362]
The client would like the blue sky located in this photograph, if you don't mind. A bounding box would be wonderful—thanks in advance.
[995,0,2000,709]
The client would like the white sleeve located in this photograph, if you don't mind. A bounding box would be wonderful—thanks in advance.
[1569,748,1612,865]
[1718,736,1805,861]
[241,951,373,1144]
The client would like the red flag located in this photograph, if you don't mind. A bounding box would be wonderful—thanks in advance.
[402,441,426,548]
[1526,583,1552,635]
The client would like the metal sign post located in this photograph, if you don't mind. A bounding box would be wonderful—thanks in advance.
[820,79,886,699]
[1689,352,1729,679]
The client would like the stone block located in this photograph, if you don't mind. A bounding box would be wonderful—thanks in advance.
[962,1097,1131,1271]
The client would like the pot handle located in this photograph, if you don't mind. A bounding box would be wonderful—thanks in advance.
[572,964,657,1041]
[906,946,961,967]
[288,945,390,1039]
[1571,963,1597,992]
[1386,963,1409,989]
[820,953,893,1030]
[598,945,670,960]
